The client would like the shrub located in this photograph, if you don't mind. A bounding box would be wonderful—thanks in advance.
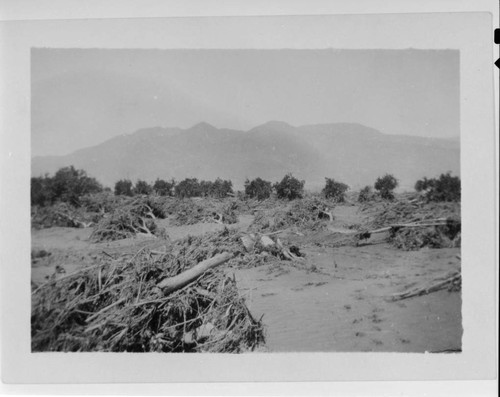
[357,186,374,203]
[374,174,398,200]
[322,178,349,202]
[114,179,134,196]
[416,173,460,202]
[134,180,153,195]
[274,173,305,200]
[244,178,273,200]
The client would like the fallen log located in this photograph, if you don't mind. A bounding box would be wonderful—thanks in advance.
[391,272,461,301]
[157,252,233,295]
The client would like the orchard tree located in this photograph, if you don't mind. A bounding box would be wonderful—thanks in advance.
[415,177,434,192]
[175,178,201,198]
[50,166,102,206]
[134,179,153,195]
[244,177,273,200]
[374,174,398,200]
[274,173,305,200]
[416,172,460,202]
[322,178,349,202]
[153,178,175,196]
[31,166,102,207]
[211,178,233,198]
[114,179,134,196]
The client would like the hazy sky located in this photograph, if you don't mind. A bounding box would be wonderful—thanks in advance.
[32,48,459,156]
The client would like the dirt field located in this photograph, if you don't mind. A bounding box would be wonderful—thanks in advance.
[31,201,462,353]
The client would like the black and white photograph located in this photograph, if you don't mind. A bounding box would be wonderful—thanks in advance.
[30,47,463,354]
[0,1,497,392]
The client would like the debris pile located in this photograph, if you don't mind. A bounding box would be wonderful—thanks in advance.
[31,203,98,229]
[359,200,461,250]
[168,198,238,226]
[79,192,123,214]
[169,228,303,269]
[250,197,334,234]
[90,198,168,242]
[31,242,265,352]
[390,217,461,251]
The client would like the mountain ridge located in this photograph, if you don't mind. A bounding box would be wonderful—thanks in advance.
[32,121,460,191]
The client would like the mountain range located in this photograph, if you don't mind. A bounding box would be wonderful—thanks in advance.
[31,121,460,191]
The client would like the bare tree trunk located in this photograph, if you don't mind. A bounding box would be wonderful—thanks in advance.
[157,252,233,294]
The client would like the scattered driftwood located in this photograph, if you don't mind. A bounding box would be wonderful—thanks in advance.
[157,252,233,294]
[238,233,303,261]
[391,271,461,301]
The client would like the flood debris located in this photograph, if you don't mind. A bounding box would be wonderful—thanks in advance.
[250,196,335,234]
[31,202,98,229]
[391,270,461,300]
[89,197,168,242]
[168,198,238,226]
[239,233,305,262]
[355,199,461,250]
[31,242,265,352]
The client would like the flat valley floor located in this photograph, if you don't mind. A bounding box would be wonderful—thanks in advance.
[31,204,462,353]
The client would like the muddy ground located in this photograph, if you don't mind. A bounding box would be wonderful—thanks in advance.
[31,204,462,353]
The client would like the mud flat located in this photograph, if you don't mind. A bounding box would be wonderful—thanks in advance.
[233,243,461,352]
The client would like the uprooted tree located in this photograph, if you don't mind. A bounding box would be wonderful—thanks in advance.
[274,173,305,200]
[322,178,349,202]
[415,172,461,202]
[244,177,273,200]
[374,174,398,200]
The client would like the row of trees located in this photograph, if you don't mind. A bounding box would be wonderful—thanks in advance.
[243,174,348,201]
[244,174,306,201]
[31,166,461,207]
[357,172,461,202]
[114,177,233,199]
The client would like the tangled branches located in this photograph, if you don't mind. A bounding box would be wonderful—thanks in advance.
[31,246,265,352]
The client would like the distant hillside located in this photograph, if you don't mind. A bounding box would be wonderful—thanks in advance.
[32,122,460,191]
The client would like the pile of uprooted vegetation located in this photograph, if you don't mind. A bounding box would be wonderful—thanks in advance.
[167,198,239,226]
[31,232,265,352]
[249,197,335,234]
[31,202,100,229]
[90,197,168,242]
[360,199,461,250]
[31,192,128,230]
